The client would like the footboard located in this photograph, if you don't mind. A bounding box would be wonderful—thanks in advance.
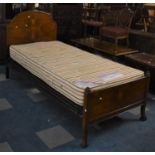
[86,77,149,122]
[81,73,150,147]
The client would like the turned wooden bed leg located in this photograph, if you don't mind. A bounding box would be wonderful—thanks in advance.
[81,108,89,148]
[6,64,9,79]
[5,58,10,79]
[140,103,147,121]
[81,87,90,148]
[140,71,150,121]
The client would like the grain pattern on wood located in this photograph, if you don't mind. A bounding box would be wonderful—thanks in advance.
[86,77,148,122]
[7,10,57,47]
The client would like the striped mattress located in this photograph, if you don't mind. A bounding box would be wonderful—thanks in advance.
[10,41,144,106]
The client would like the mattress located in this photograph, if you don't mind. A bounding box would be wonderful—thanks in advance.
[10,41,144,106]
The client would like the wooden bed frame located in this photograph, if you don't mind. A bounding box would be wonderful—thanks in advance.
[6,11,150,147]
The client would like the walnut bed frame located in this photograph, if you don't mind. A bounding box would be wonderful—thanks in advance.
[6,11,150,147]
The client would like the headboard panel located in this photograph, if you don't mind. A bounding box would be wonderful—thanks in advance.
[7,10,57,46]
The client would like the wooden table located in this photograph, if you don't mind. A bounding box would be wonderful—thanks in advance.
[125,52,155,69]
[72,37,138,57]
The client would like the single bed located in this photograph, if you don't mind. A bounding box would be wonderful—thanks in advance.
[7,11,150,147]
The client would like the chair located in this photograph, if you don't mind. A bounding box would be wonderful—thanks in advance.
[100,8,134,50]
[131,7,148,32]
[81,7,103,37]
[144,9,155,33]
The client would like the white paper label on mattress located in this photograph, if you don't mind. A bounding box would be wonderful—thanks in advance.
[99,71,124,81]
[74,81,98,88]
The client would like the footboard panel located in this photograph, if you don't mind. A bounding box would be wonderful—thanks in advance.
[85,76,149,122]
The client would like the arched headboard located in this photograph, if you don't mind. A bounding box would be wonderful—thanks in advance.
[7,10,57,46]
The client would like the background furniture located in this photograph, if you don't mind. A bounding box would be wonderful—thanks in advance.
[0,3,147,62]
[72,37,138,59]
[131,7,148,31]
[125,52,155,94]
[52,4,83,42]
[81,7,103,37]
[129,29,155,54]
[143,4,155,33]
[100,8,134,48]
[81,6,112,37]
